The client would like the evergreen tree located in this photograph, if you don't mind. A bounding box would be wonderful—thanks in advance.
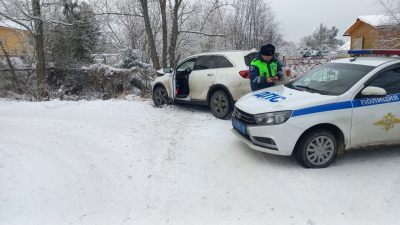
[312,23,343,50]
[118,48,151,69]
[48,2,100,66]
[117,48,154,91]
[300,23,345,58]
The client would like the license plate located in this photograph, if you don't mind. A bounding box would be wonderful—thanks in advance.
[233,119,246,134]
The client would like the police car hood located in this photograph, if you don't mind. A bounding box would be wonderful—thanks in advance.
[235,85,339,115]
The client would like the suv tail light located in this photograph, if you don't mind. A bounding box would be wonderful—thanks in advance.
[286,69,291,77]
[239,70,249,79]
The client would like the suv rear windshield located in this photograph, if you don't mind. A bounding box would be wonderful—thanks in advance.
[244,53,257,66]
[286,63,375,95]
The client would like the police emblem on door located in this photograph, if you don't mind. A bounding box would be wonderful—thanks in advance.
[373,112,400,132]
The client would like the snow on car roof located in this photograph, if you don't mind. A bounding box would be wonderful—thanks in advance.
[332,57,398,67]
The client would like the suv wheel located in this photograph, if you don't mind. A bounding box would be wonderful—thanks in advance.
[295,129,338,168]
[153,86,169,106]
[210,90,231,119]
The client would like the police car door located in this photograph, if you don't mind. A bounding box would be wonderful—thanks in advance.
[189,55,218,100]
[351,65,400,147]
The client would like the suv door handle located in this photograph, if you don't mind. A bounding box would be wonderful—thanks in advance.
[207,73,214,76]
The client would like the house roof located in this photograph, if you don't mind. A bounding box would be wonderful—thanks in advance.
[0,19,28,31]
[343,15,393,36]
[358,15,389,27]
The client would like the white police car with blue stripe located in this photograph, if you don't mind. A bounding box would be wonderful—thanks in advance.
[232,50,400,168]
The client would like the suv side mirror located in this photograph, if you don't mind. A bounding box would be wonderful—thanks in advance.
[156,69,165,76]
[163,67,173,73]
[362,86,387,97]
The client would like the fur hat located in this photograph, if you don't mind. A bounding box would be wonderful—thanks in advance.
[260,44,275,56]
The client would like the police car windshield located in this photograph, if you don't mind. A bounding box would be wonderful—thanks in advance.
[287,63,375,95]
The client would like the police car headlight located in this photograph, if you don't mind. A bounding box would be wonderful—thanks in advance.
[254,111,292,125]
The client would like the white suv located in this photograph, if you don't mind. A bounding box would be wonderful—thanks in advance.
[152,50,258,119]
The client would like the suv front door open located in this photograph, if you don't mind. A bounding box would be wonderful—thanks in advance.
[174,57,196,98]
[189,55,218,100]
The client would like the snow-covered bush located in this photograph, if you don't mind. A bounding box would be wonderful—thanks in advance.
[79,64,144,99]
[118,48,151,69]
[300,47,313,58]
[299,45,338,59]
[277,41,301,59]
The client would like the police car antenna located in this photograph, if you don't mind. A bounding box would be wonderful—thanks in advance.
[350,55,359,62]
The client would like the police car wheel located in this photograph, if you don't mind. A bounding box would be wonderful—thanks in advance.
[210,90,231,119]
[153,86,169,106]
[295,129,338,168]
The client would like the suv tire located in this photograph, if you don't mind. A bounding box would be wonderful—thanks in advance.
[153,86,170,106]
[294,129,338,168]
[210,90,231,119]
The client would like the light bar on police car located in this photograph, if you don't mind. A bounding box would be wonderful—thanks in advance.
[348,49,400,55]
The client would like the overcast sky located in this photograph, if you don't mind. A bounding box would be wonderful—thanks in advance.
[271,0,380,43]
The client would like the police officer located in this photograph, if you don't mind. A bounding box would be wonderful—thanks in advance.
[249,44,282,91]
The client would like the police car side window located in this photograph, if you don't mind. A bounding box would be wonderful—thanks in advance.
[193,56,217,70]
[367,67,400,95]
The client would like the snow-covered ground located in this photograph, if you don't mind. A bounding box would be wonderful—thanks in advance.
[1,98,399,225]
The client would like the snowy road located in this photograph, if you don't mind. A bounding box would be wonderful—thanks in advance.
[1,99,399,225]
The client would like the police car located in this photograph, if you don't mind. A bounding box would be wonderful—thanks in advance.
[232,50,400,168]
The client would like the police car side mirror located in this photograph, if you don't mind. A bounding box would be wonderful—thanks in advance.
[362,86,387,97]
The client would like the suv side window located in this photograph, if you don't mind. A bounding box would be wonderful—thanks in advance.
[176,58,196,78]
[193,56,217,70]
[217,56,234,68]
[177,58,196,71]
[367,67,400,95]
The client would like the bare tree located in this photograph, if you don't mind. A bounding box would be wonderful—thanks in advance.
[91,0,280,70]
[0,37,23,94]
[31,0,46,85]
[0,0,47,85]
[159,0,168,68]
[167,0,229,63]
[167,0,182,67]
[373,0,400,48]
[139,0,161,69]
[0,0,285,79]
[91,0,144,51]
[0,0,92,89]
[277,40,300,59]
[225,0,282,50]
